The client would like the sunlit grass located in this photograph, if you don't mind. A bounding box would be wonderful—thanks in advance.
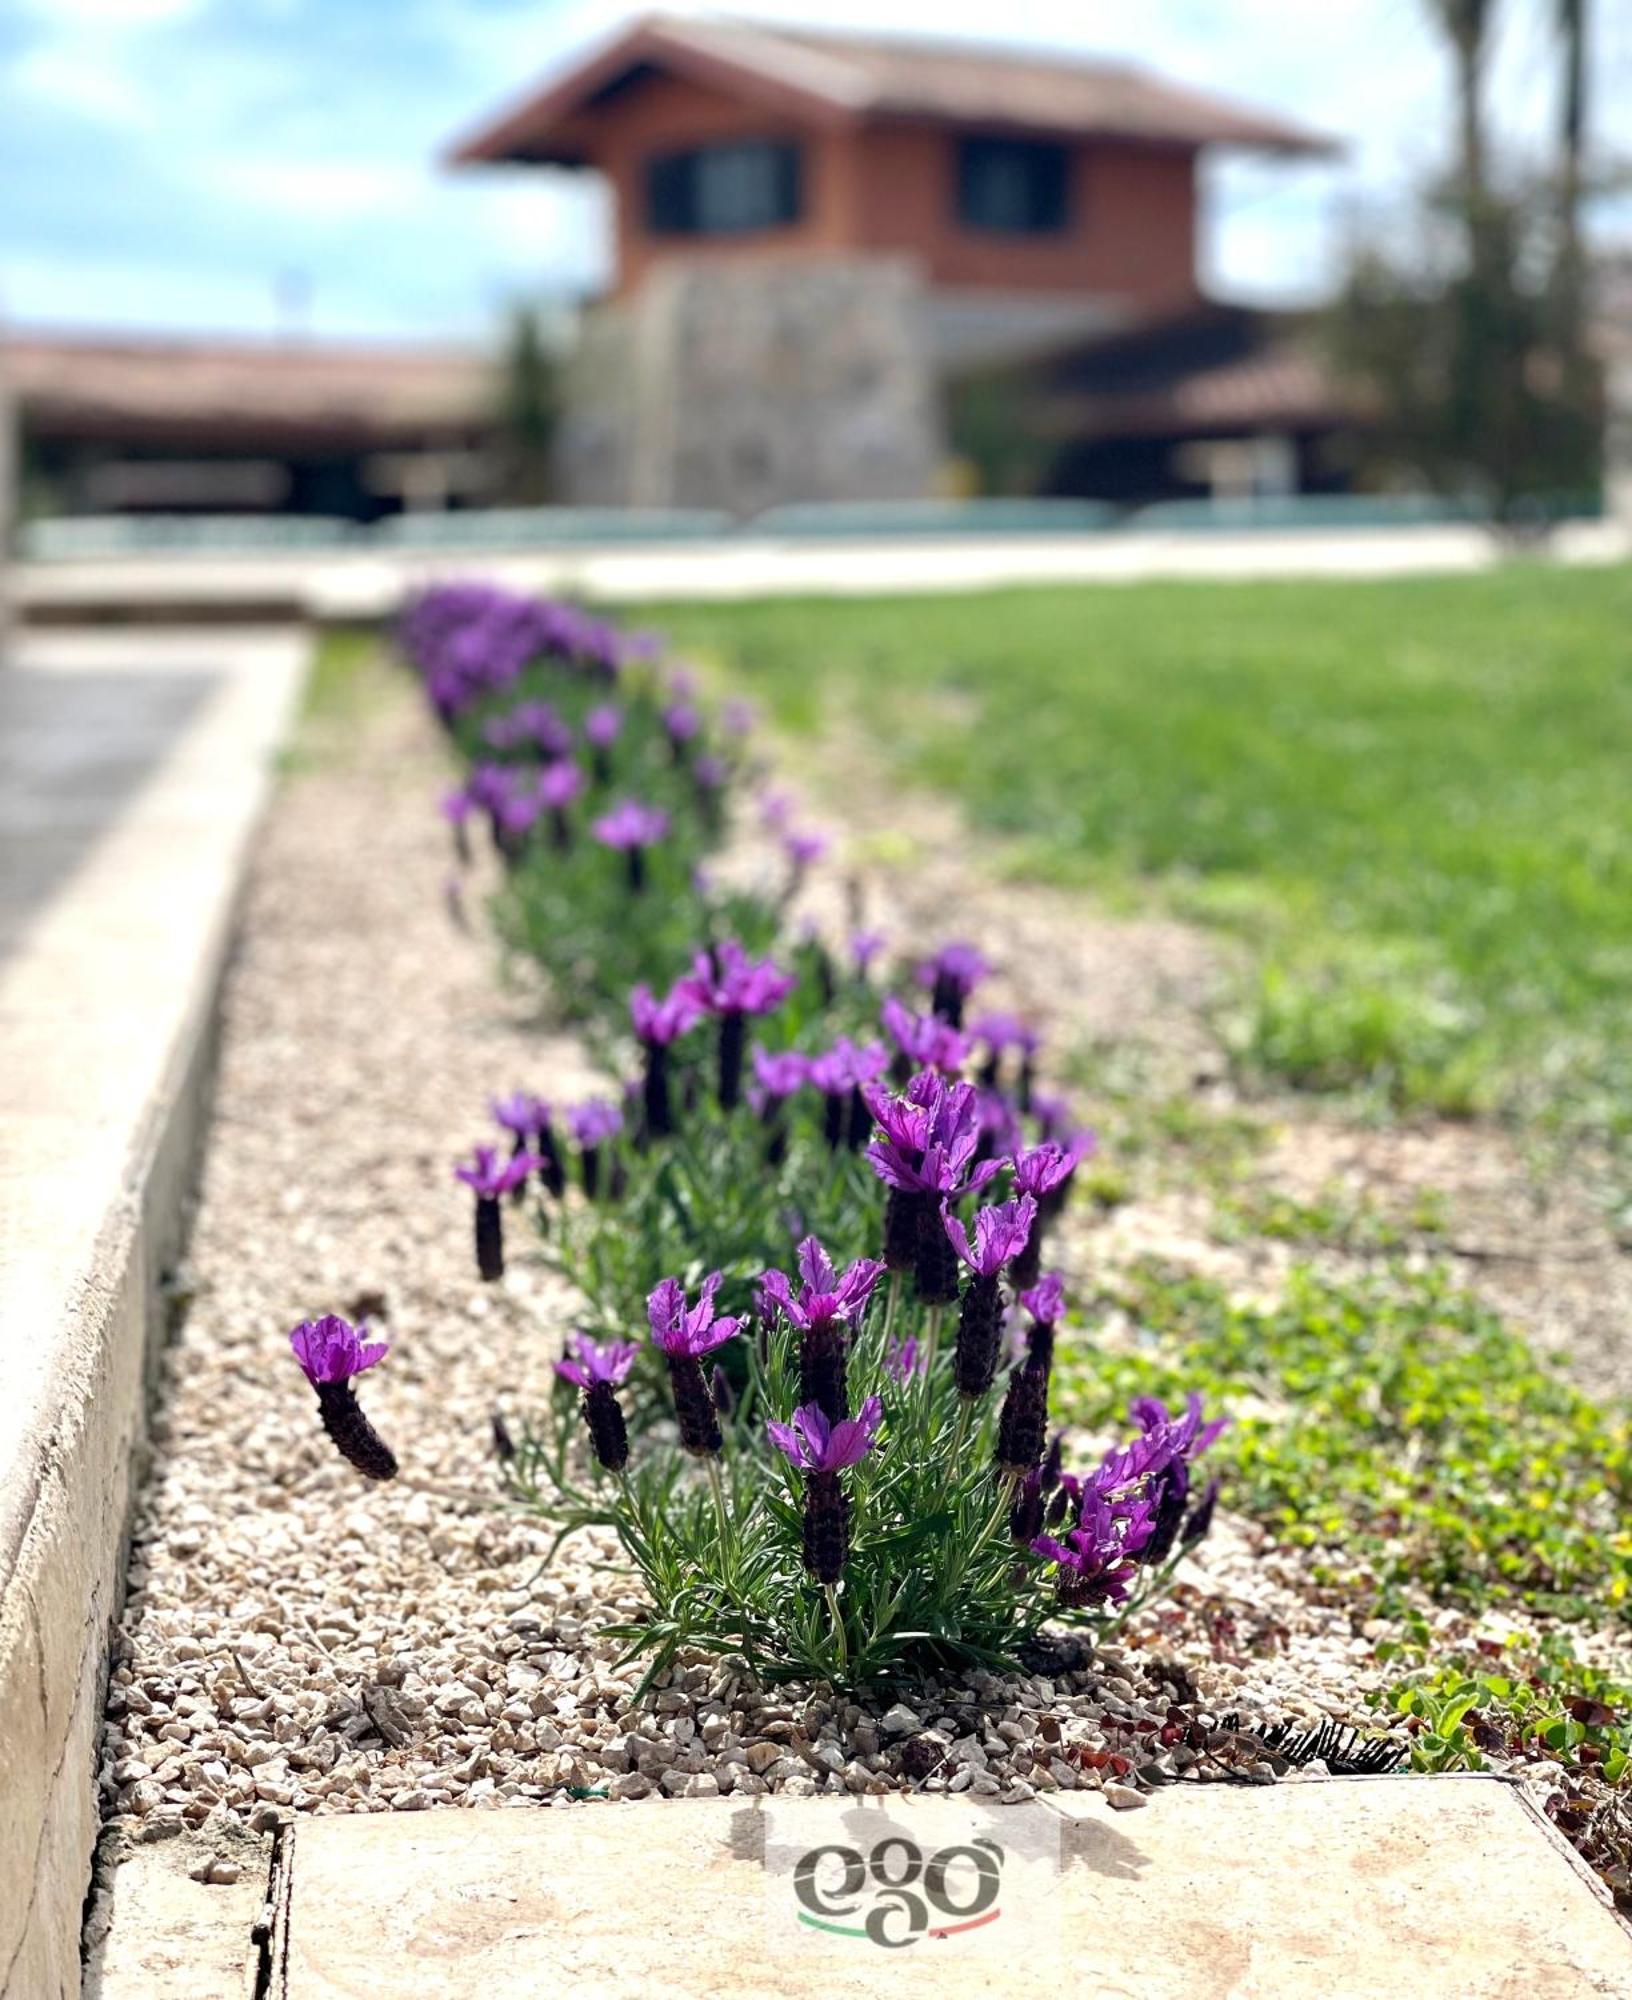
[647,566,1632,1134]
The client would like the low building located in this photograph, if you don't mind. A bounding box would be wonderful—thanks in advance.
[7,332,494,522]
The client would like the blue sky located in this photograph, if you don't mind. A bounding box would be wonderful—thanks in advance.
[3,0,1627,343]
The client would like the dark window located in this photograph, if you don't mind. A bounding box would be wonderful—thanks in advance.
[956,136,1070,234]
[645,139,802,236]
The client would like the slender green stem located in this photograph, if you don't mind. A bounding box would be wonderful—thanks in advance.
[881,1271,902,1351]
[824,1583,848,1675]
[706,1457,733,1573]
[922,1304,943,1370]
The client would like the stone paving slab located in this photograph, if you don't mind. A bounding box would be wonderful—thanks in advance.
[0,628,305,1999]
[258,1781,1632,1999]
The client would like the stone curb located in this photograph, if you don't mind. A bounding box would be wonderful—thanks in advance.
[0,630,307,1998]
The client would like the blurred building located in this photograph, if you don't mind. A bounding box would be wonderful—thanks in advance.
[7,332,493,522]
[450,13,1346,510]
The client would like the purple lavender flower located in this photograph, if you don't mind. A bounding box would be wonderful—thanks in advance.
[849,929,886,978]
[630,980,704,1140]
[584,701,623,780]
[917,941,990,1028]
[1009,1134,1094,1284]
[566,1097,623,1199]
[944,1196,1037,1401]
[555,1331,636,1470]
[759,788,793,831]
[807,1036,889,1150]
[767,1394,883,1475]
[884,1335,925,1385]
[591,798,670,891]
[491,1091,566,1199]
[760,1236,884,1424]
[749,1045,809,1107]
[767,1395,884,1584]
[289,1315,397,1481]
[881,995,968,1079]
[1031,1489,1157,1609]
[1018,1271,1066,1372]
[648,1273,743,1456]
[969,1010,1040,1098]
[681,942,796,1111]
[455,1145,537,1280]
[661,699,701,751]
[782,827,829,875]
[693,751,728,790]
[864,1073,1003,1302]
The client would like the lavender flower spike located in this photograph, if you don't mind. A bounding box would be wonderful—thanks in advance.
[945,1196,1037,1401]
[567,1098,623,1200]
[630,981,704,1139]
[591,798,670,891]
[289,1315,397,1480]
[917,941,990,1028]
[681,941,796,1112]
[556,1332,637,1471]
[648,1273,743,1456]
[767,1395,884,1584]
[455,1145,536,1280]
[760,1236,883,1424]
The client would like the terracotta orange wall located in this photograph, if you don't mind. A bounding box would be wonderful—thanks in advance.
[576,74,1199,308]
[577,73,851,295]
[849,124,1199,306]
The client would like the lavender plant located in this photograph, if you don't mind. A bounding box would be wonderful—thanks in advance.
[396,583,1226,1692]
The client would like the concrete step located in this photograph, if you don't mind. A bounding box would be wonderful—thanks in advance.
[89,1780,1632,1998]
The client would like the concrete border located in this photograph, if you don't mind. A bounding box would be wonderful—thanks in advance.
[11,516,1630,627]
[0,629,307,1998]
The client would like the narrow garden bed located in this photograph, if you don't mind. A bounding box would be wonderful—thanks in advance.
[99,595,1632,1916]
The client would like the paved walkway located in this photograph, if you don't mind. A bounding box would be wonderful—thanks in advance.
[0,627,306,1999]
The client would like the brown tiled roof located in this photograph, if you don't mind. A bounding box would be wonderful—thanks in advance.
[6,332,490,447]
[449,14,1340,166]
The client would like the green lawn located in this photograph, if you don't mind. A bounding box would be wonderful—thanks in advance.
[649,566,1632,1134]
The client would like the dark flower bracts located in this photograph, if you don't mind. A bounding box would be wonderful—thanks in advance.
[289,1315,398,1481]
[769,1395,883,1584]
[648,1273,742,1457]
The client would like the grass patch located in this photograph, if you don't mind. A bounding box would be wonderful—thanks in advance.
[646,567,1632,1134]
[1058,1261,1632,1621]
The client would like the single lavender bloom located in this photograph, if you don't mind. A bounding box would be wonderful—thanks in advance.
[630,981,704,1139]
[584,701,623,781]
[492,1091,565,1199]
[1031,1488,1158,1609]
[863,1073,1001,1301]
[682,942,796,1112]
[759,789,793,831]
[767,1395,884,1584]
[748,1044,809,1107]
[455,1145,536,1280]
[917,942,991,1028]
[881,995,968,1079]
[567,1097,623,1199]
[661,699,701,750]
[648,1273,743,1456]
[945,1197,1038,1400]
[1009,1135,1094,1285]
[555,1331,636,1471]
[884,1335,925,1386]
[693,751,728,790]
[970,1009,1041,1103]
[782,827,829,873]
[808,1036,889,1150]
[592,799,670,892]
[1018,1271,1067,1373]
[849,928,886,978]
[289,1315,397,1480]
[760,1236,883,1424]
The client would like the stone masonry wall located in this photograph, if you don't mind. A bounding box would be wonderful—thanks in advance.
[554,257,942,516]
